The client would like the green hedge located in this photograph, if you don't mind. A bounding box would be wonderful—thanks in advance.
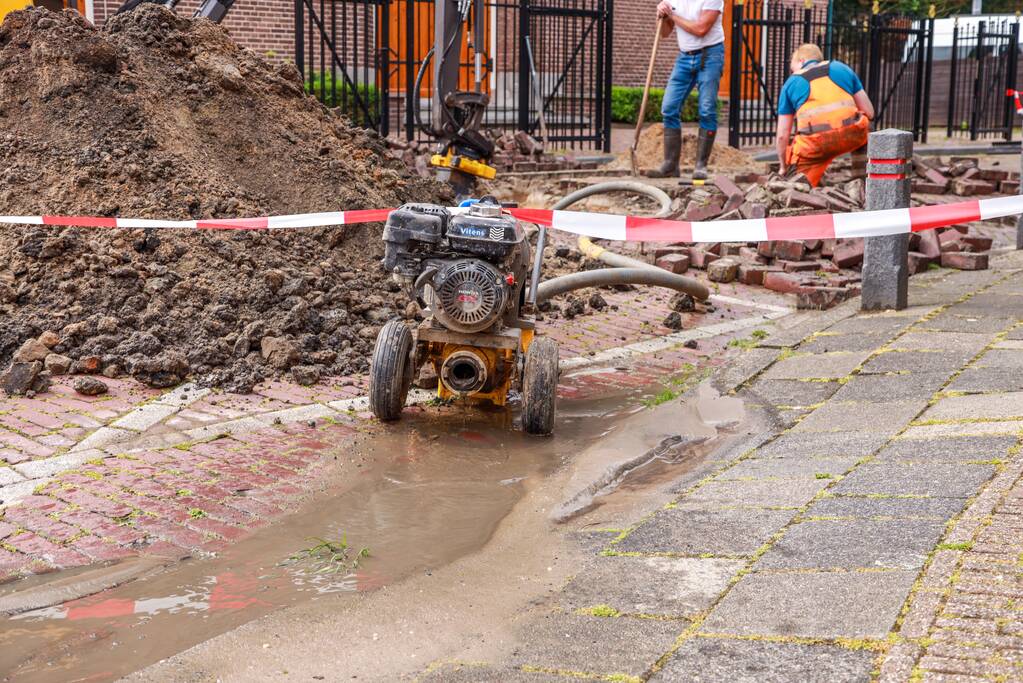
[610,86,721,124]
[304,73,380,127]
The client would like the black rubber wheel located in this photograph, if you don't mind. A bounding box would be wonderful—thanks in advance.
[369,320,415,421]
[521,337,559,436]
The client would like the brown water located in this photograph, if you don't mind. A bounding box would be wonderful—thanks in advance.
[0,396,636,683]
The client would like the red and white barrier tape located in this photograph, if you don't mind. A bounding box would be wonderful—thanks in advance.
[1009,89,1023,115]
[2,194,1022,243]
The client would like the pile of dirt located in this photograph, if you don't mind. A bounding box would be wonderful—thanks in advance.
[0,6,451,392]
[604,123,762,173]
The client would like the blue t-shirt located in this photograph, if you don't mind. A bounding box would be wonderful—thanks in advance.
[777,60,864,116]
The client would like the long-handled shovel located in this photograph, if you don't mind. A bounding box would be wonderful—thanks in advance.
[630,16,667,175]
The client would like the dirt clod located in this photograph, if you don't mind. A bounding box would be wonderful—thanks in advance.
[0,6,449,391]
[74,376,109,396]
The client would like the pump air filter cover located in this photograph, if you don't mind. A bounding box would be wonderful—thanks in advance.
[430,259,507,333]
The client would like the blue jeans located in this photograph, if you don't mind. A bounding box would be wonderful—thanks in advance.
[660,42,724,131]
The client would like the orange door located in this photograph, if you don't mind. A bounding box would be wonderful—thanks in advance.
[384,1,492,95]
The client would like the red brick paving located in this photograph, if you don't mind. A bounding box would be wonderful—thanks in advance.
[0,281,774,583]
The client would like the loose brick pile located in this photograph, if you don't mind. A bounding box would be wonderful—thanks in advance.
[910,155,1020,196]
[648,161,1003,310]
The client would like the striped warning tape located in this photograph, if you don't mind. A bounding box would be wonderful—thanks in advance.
[1,194,1021,242]
[1009,89,1023,115]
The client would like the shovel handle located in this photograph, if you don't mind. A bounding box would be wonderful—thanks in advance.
[632,17,667,152]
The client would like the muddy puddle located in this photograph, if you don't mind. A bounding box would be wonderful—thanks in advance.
[0,386,651,683]
[0,372,747,683]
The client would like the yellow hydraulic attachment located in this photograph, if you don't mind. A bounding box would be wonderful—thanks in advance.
[430,151,497,180]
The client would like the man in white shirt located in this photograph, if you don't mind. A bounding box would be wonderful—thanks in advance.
[646,0,725,180]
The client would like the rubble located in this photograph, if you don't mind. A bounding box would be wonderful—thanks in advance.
[74,376,109,396]
[0,6,449,392]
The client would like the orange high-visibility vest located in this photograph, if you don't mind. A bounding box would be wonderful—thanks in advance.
[794,61,862,136]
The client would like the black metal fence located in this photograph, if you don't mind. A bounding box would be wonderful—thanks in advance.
[728,0,935,148]
[294,0,613,149]
[944,17,1020,140]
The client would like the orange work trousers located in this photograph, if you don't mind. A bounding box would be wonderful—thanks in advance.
[785,115,870,187]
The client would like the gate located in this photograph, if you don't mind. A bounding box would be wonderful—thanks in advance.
[945,17,1020,141]
[294,0,613,149]
[864,13,934,140]
[727,0,934,148]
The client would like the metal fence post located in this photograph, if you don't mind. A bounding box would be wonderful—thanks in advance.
[971,21,987,141]
[861,129,912,311]
[518,0,531,134]
[947,19,959,138]
[379,0,390,138]
[728,0,745,149]
[1017,147,1023,250]
[1005,21,1020,142]
[294,0,305,77]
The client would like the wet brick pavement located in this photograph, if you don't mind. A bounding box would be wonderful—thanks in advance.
[0,282,784,582]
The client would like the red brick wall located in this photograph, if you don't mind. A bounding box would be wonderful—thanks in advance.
[612,0,830,91]
[612,0,676,89]
[93,0,296,61]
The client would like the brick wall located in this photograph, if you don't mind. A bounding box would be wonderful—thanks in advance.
[612,0,676,89]
[93,0,296,61]
[612,0,829,93]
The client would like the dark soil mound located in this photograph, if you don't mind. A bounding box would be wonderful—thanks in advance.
[0,6,450,391]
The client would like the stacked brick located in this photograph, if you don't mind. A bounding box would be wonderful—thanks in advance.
[910,155,1020,196]
[650,167,1000,310]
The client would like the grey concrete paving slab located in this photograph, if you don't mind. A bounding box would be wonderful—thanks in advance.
[982,281,1023,297]
[758,304,858,349]
[858,351,970,376]
[887,332,992,354]
[900,420,1023,439]
[947,366,1023,394]
[759,352,873,381]
[798,332,895,354]
[753,432,891,459]
[418,664,564,682]
[830,372,950,402]
[950,294,1023,316]
[718,456,860,480]
[915,313,1017,334]
[1007,326,1023,340]
[756,518,946,570]
[920,392,1023,422]
[773,408,812,429]
[709,347,781,393]
[615,507,796,556]
[741,379,841,408]
[700,570,918,638]
[508,612,682,678]
[790,400,927,435]
[832,463,997,498]
[663,459,731,498]
[874,436,1018,463]
[569,530,620,555]
[973,349,1023,368]
[825,315,915,336]
[558,555,743,618]
[683,478,831,509]
[806,494,967,520]
[651,636,875,683]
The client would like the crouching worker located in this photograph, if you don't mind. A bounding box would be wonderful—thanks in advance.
[776,43,874,187]
[646,0,725,179]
